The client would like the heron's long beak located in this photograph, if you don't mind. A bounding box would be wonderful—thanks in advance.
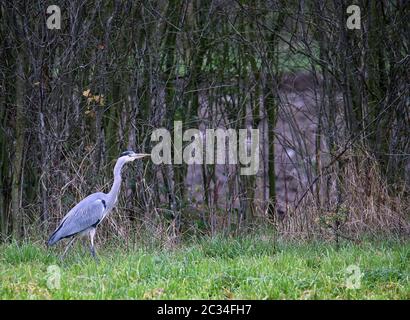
[133,153,151,159]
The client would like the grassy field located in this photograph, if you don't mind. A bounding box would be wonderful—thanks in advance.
[0,236,408,299]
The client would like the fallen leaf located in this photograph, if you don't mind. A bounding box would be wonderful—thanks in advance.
[143,288,164,299]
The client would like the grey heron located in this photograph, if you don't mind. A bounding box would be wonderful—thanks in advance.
[47,151,150,259]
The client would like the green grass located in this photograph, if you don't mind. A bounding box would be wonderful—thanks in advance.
[0,236,408,299]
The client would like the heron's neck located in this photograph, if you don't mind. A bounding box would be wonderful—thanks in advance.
[107,158,126,205]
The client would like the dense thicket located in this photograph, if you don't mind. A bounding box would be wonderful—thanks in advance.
[0,0,408,242]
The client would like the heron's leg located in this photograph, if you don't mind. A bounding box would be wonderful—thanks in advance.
[89,228,97,259]
[60,237,76,260]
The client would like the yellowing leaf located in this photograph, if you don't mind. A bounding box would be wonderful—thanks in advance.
[143,288,164,299]
[223,288,234,299]
[83,89,91,97]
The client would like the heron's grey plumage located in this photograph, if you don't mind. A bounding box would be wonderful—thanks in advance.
[47,193,106,245]
[47,151,150,258]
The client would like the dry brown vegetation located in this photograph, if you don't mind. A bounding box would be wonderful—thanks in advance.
[0,1,408,244]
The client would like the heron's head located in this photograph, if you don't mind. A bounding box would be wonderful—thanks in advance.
[120,150,151,162]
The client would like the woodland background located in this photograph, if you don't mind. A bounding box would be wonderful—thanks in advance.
[0,0,409,245]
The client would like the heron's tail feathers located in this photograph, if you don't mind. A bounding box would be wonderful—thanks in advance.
[47,218,69,246]
[47,230,61,246]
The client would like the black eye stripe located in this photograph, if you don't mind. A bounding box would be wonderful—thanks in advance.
[120,150,134,157]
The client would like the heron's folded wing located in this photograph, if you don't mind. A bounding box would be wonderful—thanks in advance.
[54,198,106,239]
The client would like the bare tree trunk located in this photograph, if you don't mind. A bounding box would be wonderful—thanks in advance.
[11,55,25,240]
[265,75,277,219]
